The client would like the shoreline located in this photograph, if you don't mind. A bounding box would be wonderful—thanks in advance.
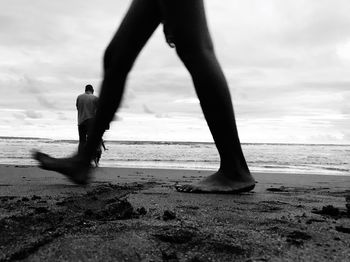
[2,163,350,177]
[0,164,349,261]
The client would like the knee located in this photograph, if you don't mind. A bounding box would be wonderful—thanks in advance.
[175,42,215,68]
[103,45,133,76]
[103,45,113,72]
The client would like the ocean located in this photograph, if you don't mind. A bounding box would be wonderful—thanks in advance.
[0,137,349,176]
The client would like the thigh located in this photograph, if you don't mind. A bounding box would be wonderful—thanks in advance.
[158,0,213,50]
[105,0,162,63]
[78,122,88,141]
[86,118,97,136]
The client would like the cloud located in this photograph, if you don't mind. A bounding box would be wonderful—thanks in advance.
[20,75,58,109]
[155,113,171,119]
[25,110,42,119]
[112,114,123,122]
[143,104,154,114]
[173,98,199,104]
[12,113,25,120]
[57,112,68,120]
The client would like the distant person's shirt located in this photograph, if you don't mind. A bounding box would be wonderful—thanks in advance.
[76,93,98,125]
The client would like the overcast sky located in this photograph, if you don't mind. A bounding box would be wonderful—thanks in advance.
[1,0,350,143]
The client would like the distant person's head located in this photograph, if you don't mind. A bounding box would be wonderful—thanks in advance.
[85,84,94,94]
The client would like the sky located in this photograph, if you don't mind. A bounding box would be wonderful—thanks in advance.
[1,0,350,143]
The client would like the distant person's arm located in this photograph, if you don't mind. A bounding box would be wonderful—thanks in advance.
[95,96,99,107]
[94,96,99,114]
[102,141,107,151]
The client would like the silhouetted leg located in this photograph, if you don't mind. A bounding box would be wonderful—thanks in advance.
[33,0,162,184]
[78,118,94,154]
[77,122,87,154]
[163,0,255,193]
[84,0,163,160]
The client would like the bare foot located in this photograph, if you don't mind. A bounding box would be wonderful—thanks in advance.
[175,169,255,194]
[32,151,91,185]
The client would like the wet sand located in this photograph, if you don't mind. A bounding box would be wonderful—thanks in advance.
[0,165,349,261]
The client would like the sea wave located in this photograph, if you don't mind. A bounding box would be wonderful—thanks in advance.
[1,137,349,176]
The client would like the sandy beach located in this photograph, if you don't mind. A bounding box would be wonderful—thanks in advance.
[0,164,349,261]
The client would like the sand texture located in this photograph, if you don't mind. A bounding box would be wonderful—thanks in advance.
[0,165,349,261]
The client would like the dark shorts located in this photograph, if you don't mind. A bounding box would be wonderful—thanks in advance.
[78,118,94,142]
[157,0,175,47]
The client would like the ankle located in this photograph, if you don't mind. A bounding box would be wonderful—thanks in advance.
[220,160,249,173]
[74,153,92,165]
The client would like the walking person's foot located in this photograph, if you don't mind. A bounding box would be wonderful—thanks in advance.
[175,169,255,194]
[32,151,91,185]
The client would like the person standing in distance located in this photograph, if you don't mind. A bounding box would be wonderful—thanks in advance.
[76,84,98,154]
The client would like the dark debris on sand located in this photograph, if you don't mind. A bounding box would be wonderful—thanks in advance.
[31,195,42,201]
[83,199,134,221]
[285,230,312,246]
[153,226,197,244]
[266,186,287,192]
[161,249,179,262]
[312,205,349,219]
[335,226,350,234]
[346,195,350,214]
[136,206,147,216]
[163,210,177,221]
[313,205,339,217]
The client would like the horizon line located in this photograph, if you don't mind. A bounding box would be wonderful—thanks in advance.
[1,136,349,147]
